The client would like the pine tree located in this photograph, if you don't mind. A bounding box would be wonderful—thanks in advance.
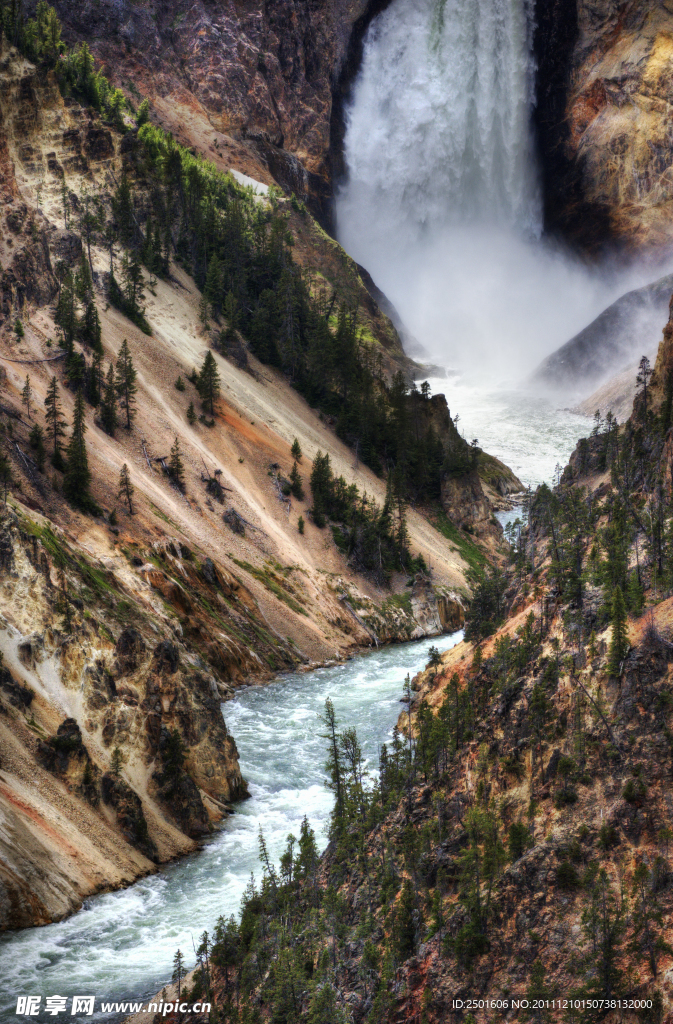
[110,746,124,777]
[55,272,77,350]
[290,461,304,500]
[21,375,32,418]
[117,463,134,515]
[197,350,220,416]
[100,364,117,437]
[526,960,552,1024]
[396,878,416,958]
[298,515,305,535]
[291,437,302,461]
[203,255,221,318]
[13,318,24,341]
[630,862,671,978]
[608,585,629,676]
[74,251,93,301]
[80,300,102,352]
[120,250,145,322]
[45,376,67,468]
[136,98,150,127]
[63,391,92,509]
[87,349,104,407]
[0,450,11,503]
[626,569,644,615]
[319,698,344,826]
[115,339,138,429]
[169,436,185,491]
[198,292,211,330]
[636,355,653,418]
[29,423,45,471]
[187,401,196,426]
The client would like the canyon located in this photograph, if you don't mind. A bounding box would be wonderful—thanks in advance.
[3,0,673,1021]
[0,21,506,933]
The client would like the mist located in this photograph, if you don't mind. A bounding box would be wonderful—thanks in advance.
[336,0,672,389]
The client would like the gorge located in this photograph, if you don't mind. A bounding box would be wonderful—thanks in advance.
[2,0,673,1021]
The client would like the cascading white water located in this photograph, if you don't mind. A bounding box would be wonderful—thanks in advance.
[341,0,540,244]
[337,0,665,398]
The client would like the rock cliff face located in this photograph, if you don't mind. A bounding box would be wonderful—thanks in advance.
[32,0,393,228]
[535,0,673,253]
[0,506,251,930]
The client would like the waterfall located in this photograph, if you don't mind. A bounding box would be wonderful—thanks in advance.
[339,0,540,245]
[335,0,651,380]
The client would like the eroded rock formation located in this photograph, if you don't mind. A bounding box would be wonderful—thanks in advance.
[536,0,673,253]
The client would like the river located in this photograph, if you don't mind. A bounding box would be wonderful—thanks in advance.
[0,633,464,1022]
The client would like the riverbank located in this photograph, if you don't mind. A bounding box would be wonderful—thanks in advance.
[0,633,462,1021]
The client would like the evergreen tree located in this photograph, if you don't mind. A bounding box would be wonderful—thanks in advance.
[21,374,32,417]
[580,868,626,1005]
[396,878,416,959]
[169,436,185,490]
[636,355,653,418]
[115,339,137,429]
[110,746,124,777]
[630,862,671,978]
[171,949,186,1000]
[29,423,45,471]
[187,401,196,426]
[526,960,552,1024]
[13,318,24,341]
[319,698,345,827]
[101,364,117,436]
[45,376,67,468]
[608,585,629,676]
[290,460,304,500]
[197,350,220,416]
[87,349,104,407]
[74,251,93,301]
[0,450,11,503]
[626,569,643,615]
[63,390,92,509]
[117,463,134,515]
[198,292,210,331]
[136,98,150,127]
[80,300,102,352]
[291,437,302,461]
[55,272,77,349]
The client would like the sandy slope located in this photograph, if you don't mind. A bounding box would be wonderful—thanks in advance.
[4,253,467,661]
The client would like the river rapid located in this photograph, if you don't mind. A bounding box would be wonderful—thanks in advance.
[0,634,463,1022]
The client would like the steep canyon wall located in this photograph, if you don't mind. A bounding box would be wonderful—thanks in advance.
[535,0,673,255]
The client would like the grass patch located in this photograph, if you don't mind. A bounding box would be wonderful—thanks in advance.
[430,509,488,572]
[232,558,308,617]
[382,592,413,616]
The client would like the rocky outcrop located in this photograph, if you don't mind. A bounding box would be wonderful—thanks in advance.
[101,773,157,861]
[535,1,673,253]
[410,578,465,638]
[0,506,252,930]
[441,471,495,539]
